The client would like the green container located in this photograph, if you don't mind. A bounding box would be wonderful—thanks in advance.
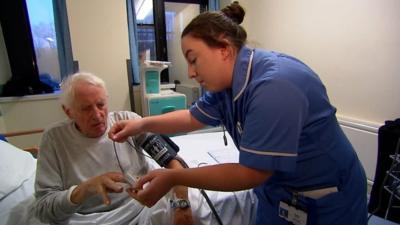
[145,70,160,94]
[148,95,186,116]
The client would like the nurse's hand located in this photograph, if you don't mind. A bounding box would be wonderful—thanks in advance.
[126,169,175,207]
[108,119,143,142]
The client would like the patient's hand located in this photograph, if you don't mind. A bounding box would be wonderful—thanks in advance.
[70,172,125,205]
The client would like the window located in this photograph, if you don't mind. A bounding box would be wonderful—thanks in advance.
[133,0,207,83]
[135,0,170,83]
[26,0,61,83]
[0,0,73,97]
[136,0,157,62]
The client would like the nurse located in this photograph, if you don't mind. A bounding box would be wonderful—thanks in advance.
[109,2,368,224]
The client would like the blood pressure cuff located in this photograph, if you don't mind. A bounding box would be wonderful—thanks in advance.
[138,133,179,167]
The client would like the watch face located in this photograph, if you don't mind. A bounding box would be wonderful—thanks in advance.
[171,199,190,209]
[178,199,189,208]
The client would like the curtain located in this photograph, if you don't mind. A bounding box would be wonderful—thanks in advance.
[52,0,74,80]
[126,0,141,84]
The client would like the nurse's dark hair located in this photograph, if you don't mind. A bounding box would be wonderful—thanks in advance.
[181,1,247,50]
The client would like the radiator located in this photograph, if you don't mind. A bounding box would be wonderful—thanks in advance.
[338,116,381,190]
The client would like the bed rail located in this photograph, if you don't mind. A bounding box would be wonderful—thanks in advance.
[1,128,44,156]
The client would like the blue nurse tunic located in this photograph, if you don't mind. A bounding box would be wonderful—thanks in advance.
[189,46,368,225]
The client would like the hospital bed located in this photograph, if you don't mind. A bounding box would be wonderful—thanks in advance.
[0,129,257,225]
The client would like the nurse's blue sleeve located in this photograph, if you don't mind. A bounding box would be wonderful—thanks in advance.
[189,91,222,126]
[239,79,308,173]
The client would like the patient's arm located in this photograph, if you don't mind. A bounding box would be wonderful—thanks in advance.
[34,131,79,224]
[167,159,194,225]
[34,130,126,224]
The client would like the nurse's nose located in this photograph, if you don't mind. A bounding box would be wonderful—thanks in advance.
[187,65,196,79]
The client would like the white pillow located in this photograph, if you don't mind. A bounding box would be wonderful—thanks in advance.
[0,140,36,199]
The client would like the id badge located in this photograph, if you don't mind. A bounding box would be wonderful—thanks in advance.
[279,201,307,225]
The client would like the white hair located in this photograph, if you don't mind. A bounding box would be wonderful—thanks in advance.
[60,72,107,107]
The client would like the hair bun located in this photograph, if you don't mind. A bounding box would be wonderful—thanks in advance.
[221,1,245,24]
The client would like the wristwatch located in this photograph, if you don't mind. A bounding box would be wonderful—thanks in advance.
[170,198,190,209]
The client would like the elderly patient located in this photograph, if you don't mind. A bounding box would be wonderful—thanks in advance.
[33,72,193,225]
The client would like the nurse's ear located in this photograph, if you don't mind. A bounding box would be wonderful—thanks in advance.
[219,39,236,61]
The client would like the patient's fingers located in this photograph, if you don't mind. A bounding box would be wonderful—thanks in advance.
[104,178,123,193]
[101,172,125,192]
[97,172,126,205]
[97,185,111,205]
[107,172,125,183]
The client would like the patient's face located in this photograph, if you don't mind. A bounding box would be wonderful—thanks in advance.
[65,82,108,138]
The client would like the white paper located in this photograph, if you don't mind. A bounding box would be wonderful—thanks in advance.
[207,148,239,164]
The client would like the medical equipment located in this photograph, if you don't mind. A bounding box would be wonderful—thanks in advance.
[136,133,179,167]
[112,141,139,185]
[112,133,179,185]
[136,133,224,225]
[140,61,186,116]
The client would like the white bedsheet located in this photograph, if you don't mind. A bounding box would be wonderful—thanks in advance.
[0,163,46,225]
[172,131,239,166]
[172,131,258,225]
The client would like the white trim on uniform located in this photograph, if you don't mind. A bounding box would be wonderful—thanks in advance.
[194,103,220,120]
[240,146,298,157]
[234,50,254,102]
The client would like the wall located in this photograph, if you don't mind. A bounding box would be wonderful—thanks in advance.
[0,95,66,149]
[240,0,400,125]
[66,0,131,112]
[340,119,378,182]
[222,0,400,182]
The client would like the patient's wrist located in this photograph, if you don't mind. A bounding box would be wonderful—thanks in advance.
[167,159,184,169]
[70,183,88,204]
[69,185,81,205]
[172,185,188,199]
